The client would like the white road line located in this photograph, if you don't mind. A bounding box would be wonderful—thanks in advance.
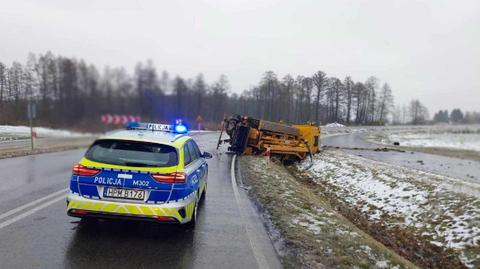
[0,188,68,221]
[0,194,67,230]
[231,155,269,269]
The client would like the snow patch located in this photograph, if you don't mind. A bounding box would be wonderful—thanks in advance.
[301,150,480,268]
[0,125,93,138]
[325,122,346,128]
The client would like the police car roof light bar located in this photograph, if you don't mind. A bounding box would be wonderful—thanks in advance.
[126,121,188,134]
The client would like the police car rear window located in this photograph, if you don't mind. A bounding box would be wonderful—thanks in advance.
[85,139,178,167]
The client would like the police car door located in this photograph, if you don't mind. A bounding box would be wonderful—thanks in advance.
[184,140,203,195]
[190,140,207,182]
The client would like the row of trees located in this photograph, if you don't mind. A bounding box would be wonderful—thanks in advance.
[232,71,394,125]
[0,53,231,129]
[433,109,480,124]
[3,52,472,130]
[390,100,430,125]
[0,52,396,129]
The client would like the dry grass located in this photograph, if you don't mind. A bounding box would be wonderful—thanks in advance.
[240,156,417,269]
[295,149,480,268]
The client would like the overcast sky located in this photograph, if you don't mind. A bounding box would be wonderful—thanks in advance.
[1,0,479,112]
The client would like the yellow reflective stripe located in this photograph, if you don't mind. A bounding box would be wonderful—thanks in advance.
[68,198,185,221]
[79,201,92,210]
[170,209,182,220]
[125,205,141,215]
[139,206,154,216]
[91,202,103,211]
[117,206,127,214]
[186,204,193,219]
[165,208,181,220]
[162,207,172,216]
[103,203,117,213]
[68,200,78,209]
[152,207,165,216]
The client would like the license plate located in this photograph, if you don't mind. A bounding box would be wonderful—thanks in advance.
[104,187,146,201]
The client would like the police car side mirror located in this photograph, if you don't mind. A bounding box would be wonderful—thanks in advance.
[202,152,213,159]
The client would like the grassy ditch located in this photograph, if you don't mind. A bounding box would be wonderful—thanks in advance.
[239,156,417,269]
[293,150,480,269]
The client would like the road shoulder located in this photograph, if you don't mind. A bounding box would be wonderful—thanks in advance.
[0,137,94,159]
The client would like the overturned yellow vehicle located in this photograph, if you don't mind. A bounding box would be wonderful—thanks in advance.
[217,115,320,162]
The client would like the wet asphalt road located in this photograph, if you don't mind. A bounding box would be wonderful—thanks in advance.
[323,133,480,183]
[0,132,281,269]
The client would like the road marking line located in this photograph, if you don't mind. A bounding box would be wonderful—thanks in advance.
[0,188,68,221]
[231,155,269,269]
[0,194,66,230]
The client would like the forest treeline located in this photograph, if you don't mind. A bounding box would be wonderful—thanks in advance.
[0,52,477,130]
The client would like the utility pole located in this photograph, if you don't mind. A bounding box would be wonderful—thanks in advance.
[27,99,36,151]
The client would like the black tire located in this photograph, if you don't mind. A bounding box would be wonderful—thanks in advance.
[200,183,207,203]
[79,217,98,227]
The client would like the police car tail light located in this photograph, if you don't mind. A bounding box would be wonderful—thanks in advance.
[154,216,176,222]
[151,172,186,184]
[72,164,100,177]
[71,209,89,215]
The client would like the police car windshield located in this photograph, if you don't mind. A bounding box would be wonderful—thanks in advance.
[85,139,178,167]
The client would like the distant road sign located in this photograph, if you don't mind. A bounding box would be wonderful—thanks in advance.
[101,114,141,125]
[27,102,36,120]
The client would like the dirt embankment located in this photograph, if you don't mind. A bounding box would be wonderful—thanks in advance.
[240,156,417,269]
[293,149,479,269]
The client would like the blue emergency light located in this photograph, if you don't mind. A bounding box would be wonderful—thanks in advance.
[126,121,188,134]
[174,124,188,134]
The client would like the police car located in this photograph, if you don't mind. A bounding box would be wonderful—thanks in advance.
[66,122,211,227]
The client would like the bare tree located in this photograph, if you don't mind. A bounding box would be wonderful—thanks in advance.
[312,71,326,124]
[344,76,354,123]
[353,82,366,124]
[409,99,429,124]
[281,74,295,123]
[173,76,188,119]
[193,73,207,118]
[365,76,378,122]
[301,77,313,122]
[0,62,6,115]
[377,83,394,123]
[211,74,229,121]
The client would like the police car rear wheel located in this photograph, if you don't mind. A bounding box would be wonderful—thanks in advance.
[80,217,98,226]
[200,184,207,203]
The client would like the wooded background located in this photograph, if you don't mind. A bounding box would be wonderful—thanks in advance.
[0,52,477,130]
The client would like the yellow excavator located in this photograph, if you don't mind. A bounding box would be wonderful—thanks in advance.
[217,115,320,163]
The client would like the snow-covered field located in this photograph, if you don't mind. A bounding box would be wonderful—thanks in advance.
[324,122,346,128]
[0,125,93,140]
[375,132,480,152]
[367,124,480,152]
[321,125,369,138]
[300,150,480,268]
